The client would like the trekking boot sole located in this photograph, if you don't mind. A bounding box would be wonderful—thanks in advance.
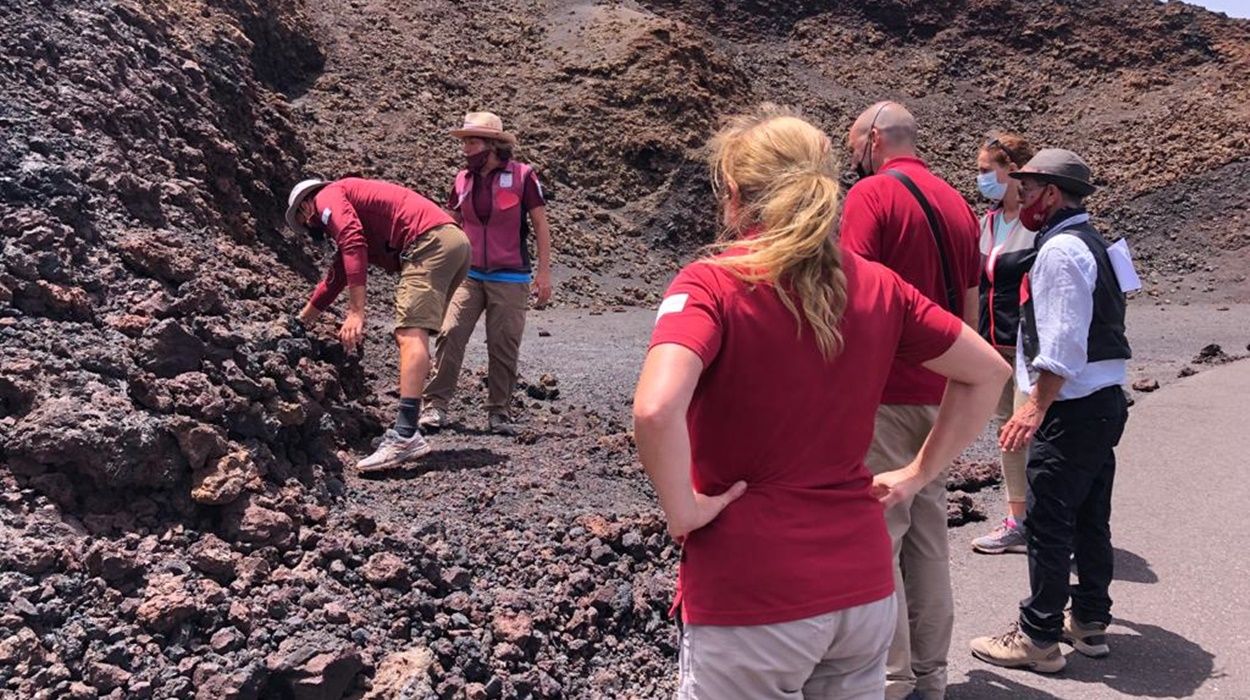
[1062,634,1110,658]
[971,649,1066,674]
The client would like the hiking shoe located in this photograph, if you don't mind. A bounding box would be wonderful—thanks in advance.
[488,412,517,436]
[971,623,1066,673]
[972,517,1027,554]
[356,429,431,472]
[418,406,448,432]
[1063,611,1110,658]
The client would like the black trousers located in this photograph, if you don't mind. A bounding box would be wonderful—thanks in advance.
[1018,385,1128,644]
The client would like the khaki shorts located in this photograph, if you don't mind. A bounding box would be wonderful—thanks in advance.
[394,224,470,333]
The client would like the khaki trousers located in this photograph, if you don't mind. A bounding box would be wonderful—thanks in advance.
[993,352,1030,504]
[864,404,951,700]
[423,278,528,415]
[676,596,897,700]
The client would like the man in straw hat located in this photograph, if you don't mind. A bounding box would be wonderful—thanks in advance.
[420,111,552,435]
[971,148,1131,673]
[287,177,470,472]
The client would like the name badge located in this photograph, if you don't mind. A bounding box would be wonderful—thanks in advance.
[499,172,514,189]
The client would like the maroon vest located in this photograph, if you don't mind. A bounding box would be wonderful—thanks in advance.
[454,160,533,272]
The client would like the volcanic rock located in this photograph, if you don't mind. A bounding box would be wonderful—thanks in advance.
[265,633,363,700]
[363,646,436,699]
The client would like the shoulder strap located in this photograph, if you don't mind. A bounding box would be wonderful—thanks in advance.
[886,169,959,312]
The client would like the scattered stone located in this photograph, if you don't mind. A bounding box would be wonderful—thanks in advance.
[265,634,363,700]
[1132,378,1160,392]
[363,646,436,699]
[362,552,408,588]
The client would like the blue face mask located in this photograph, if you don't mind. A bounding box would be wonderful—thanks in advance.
[977,171,1007,201]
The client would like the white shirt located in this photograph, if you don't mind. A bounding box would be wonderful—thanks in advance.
[1015,231,1127,400]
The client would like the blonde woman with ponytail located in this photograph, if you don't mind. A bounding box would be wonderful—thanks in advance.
[633,105,1008,698]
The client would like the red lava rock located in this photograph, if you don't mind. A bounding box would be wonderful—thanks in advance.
[189,533,240,581]
[265,633,363,700]
[86,661,131,692]
[135,574,202,633]
[84,542,142,585]
[324,601,350,624]
[210,628,244,653]
[363,646,436,699]
[192,448,262,506]
[492,611,535,645]
[362,552,408,588]
[221,495,296,549]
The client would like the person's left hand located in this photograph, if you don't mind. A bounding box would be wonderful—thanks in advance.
[995,400,1045,455]
[1000,400,1044,452]
[871,465,924,510]
[668,481,748,540]
[339,311,365,352]
[533,269,553,307]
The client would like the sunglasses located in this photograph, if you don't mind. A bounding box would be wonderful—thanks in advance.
[984,137,1017,166]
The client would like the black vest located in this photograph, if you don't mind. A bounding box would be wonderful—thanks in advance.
[1020,211,1131,364]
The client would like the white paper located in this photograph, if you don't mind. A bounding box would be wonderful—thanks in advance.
[1107,239,1142,293]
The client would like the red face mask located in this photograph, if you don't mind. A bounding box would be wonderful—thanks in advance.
[1020,184,1052,231]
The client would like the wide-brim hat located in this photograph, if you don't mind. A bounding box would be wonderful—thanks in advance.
[285,178,327,235]
[450,111,517,144]
[1009,148,1097,197]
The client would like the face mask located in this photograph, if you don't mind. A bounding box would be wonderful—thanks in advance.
[1019,186,1052,230]
[466,150,491,171]
[977,171,1007,201]
[854,139,874,180]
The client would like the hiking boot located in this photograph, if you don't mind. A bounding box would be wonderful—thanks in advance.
[1062,610,1110,658]
[356,429,431,472]
[418,406,448,432]
[488,412,517,436]
[972,517,1027,554]
[970,623,1066,673]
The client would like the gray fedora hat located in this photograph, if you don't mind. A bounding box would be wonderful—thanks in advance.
[1009,148,1097,197]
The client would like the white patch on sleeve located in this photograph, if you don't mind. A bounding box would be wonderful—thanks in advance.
[320,207,332,225]
[655,293,689,323]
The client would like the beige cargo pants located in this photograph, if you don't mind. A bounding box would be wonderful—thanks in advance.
[864,404,951,700]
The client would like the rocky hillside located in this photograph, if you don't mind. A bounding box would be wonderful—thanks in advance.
[1,0,1248,698]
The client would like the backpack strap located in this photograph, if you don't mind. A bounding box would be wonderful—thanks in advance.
[886,169,960,312]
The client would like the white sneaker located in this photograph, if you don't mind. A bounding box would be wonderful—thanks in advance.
[356,429,431,472]
[418,406,447,431]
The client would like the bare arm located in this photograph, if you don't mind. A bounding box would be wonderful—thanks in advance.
[999,369,1065,452]
[530,206,553,306]
[963,286,979,327]
[872,324,1011,507]
[338,285,367,352]
[633,344,746,538]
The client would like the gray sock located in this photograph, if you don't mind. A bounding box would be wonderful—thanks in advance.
[395,397,421,438]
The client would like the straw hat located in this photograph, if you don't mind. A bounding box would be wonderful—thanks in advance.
[450,112,516,144]
[285,178,327,235]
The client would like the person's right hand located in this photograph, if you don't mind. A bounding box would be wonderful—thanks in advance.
[871,464,924,510]
[298,303,321,328]
[338,311,365,353]
[667,481,748,541]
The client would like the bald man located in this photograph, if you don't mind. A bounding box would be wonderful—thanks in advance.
[840,101,982,700]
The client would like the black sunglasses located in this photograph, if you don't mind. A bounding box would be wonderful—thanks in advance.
[984,137,1018,166]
